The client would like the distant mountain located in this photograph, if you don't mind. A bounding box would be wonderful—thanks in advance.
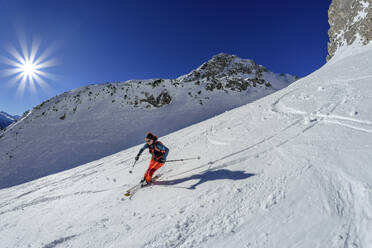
[0,53,297,188]
[0,111,20,130]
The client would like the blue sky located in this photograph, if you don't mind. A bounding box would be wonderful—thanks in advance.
[0,0,331,115]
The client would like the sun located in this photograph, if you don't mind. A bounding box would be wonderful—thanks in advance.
[21,61,36,76]
[0,36,58,96]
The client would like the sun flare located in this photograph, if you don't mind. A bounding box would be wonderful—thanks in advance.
[0,36,57,96]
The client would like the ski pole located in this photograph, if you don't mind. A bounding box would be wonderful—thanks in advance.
[129,160,137,174]
[165,156,201,163]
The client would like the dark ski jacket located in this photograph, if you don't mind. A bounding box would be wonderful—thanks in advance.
[137,141,169,162]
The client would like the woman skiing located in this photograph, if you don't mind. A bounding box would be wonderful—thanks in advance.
[135,132,169,185]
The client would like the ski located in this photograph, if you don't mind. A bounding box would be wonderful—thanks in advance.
[124,174,162,198]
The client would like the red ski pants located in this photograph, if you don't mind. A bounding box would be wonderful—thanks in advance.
[144,158,164,183]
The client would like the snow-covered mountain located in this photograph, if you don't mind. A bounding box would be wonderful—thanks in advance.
[0,54,296,189]
[0,34,371,248]
[0,111,19,130]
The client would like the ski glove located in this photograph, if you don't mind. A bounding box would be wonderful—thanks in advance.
[135,155,139,161]
[158,158,166,163]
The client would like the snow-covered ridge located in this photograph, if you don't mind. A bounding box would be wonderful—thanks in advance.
[0,54,296,189]
[1,40,371,248]
[0,111,20,130]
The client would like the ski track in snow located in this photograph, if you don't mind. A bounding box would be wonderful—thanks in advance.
[272,76,372,134]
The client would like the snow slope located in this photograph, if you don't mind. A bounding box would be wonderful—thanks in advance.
[0,45,372,248]
[0,53,296,189]
[0,45,371,247]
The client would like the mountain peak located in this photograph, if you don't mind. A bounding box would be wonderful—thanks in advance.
[210,52,238,62]
[179,53,269,82]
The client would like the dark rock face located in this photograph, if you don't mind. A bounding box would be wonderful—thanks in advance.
[140,90,172,108]
[327,0,372,61]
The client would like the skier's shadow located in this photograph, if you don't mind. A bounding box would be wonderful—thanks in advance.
[156,169,255,190]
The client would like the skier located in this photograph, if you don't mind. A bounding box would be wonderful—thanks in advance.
[135,132,169,186]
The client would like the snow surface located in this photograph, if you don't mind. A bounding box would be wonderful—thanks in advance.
[1,46,372,247]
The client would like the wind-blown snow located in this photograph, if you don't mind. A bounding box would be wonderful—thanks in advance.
[1,46,372,247]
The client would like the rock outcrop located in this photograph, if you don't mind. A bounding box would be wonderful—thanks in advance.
[327,0,372,61]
